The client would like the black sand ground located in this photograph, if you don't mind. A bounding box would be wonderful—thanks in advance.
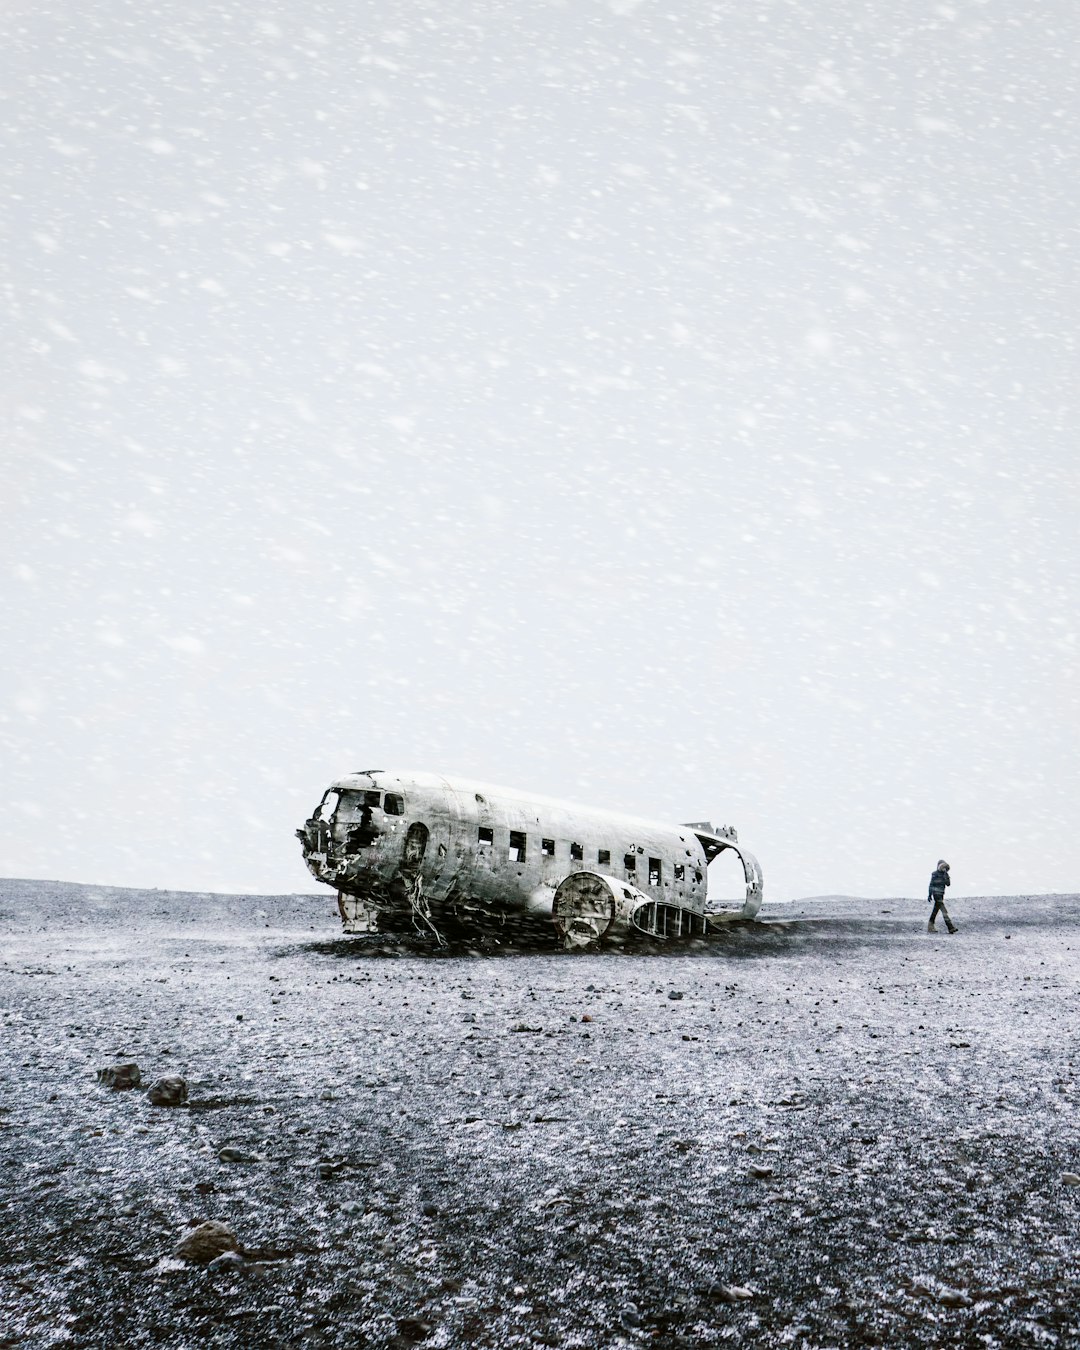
[1,879,1078,1348]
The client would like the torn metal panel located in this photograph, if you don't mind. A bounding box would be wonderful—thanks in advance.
[296,770,765,946]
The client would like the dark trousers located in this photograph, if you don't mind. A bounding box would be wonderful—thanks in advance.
[928,896,955,931]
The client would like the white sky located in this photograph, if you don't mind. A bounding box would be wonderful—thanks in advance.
[2,0,1078,902]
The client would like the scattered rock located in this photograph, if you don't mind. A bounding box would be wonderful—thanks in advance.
[396,1317,433,1342]
[174,1220,240,1265]
[97,1063,141,1091]
[147,1076,188,1107]
[937,1287,973,1308]
[618,1305,642,1329]
[218,1146,258,1163]
[207,1250,246,1274]
[708,1283,754,1302]
[668,991,684,1001]
[749,1163,774,1179]
[1061,1172,1080,1186]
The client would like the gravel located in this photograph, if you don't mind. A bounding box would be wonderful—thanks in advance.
[1,878,1078,1348]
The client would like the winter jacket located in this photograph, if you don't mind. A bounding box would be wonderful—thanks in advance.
[928,867,951,901]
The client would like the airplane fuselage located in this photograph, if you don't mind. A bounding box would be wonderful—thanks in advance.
[296,770,763,945]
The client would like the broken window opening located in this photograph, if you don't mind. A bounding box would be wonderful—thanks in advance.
[570,841,583,861]
[624,853,636,873]
[649,858,661,886]
[478,826,494,845]
[674,863,685,882]
[542,838,555,858]
[346,806,380,850]
[315,791,340,823]
[402,822,429,875]
[384,793,404,816]
[509,831,526,864]
[363,790,382,807]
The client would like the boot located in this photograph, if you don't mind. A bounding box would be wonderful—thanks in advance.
[927,923,937,933]
[947,924,958,934]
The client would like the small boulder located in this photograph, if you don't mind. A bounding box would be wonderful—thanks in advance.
[1061,1172,1080,1186]
[174,1220,240,1265]
[207,1250,246,1274]
[936,1287,973,1308]
[147,1076,188,1107]
[396,1318,433,1343]
[668,991,684,1001]
[218,1146,257,1164]
[708,1283,754,1302]
[97,1063,141,1091]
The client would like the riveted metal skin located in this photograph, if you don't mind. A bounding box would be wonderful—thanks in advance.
[296,770,763,945]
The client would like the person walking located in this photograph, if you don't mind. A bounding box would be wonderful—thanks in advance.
[927,860,956,933]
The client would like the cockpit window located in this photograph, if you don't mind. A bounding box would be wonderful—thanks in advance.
[315,791,339,823]
[384,793,404,816]
[334,790,373,818]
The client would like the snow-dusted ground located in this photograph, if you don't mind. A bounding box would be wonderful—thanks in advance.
[1,880,1078,1348]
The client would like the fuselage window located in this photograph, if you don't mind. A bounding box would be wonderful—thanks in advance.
[598,849,611,866]
[478,826,494,845]
[509,831,526,863]
[363,790,382,807]
[384,793,404,816]
[542,838,555,857]
[674,863,685,882]
[570,842,583,861]
[624,853,636,873]
[649,858,661,886]
[315,791,340,823]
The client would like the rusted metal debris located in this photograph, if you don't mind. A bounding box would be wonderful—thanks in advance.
[296,770,763,948]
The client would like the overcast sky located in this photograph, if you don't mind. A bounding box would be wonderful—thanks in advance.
[3,0,1077,904]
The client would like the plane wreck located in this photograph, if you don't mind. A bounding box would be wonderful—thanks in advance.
[296,771,763,948]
